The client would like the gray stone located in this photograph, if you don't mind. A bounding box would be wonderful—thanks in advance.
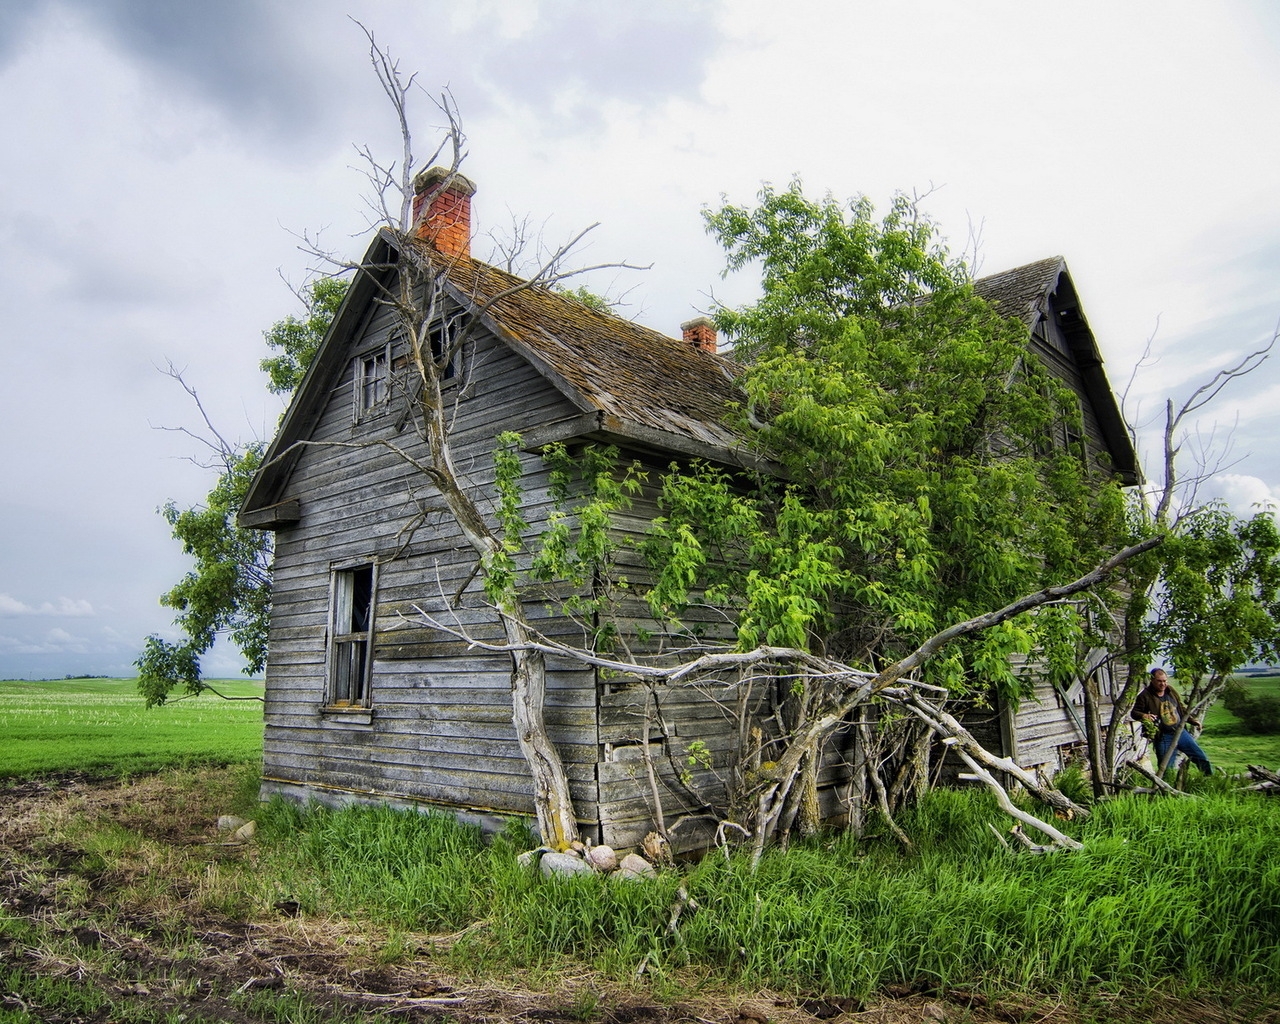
[615,853,657,880]
[516,848,551,870]
[540,851,594,879]
[217,815,249,833]
[586,845,618,872]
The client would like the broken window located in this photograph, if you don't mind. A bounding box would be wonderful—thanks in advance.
[429,319,459,382]
[355,346,389,417]
[328,564,375,707]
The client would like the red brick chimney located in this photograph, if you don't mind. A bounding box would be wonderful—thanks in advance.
[411,167,477,260]
[681,316,718,354]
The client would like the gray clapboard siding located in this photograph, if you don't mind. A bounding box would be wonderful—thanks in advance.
[261,314,602,828]
[1013,678,1088,770]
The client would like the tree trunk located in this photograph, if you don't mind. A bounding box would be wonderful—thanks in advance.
[505,617,580,848]
[1082,668,1106,801]
[1104,601,1149,781]
[412,306,580,850]
[797,742,821,837]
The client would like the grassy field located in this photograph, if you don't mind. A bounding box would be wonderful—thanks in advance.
[1,677,1277,1022]
[247,784,1280,997]
[1,767,1276,1024]
[1196,671,1280,773]
[0,676,263,779]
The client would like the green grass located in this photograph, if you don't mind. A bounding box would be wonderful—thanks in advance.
[249,786,1280,1002]
[1198,671,1280,773]
[2,765,1276,1018]
[2,676,1275,1014]
[0,677,263,779]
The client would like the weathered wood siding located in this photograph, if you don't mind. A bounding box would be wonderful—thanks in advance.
[260,304,601,834]
[1008,675,1088,770]
[1002,650,1132,774]
[1030,294,1113,479]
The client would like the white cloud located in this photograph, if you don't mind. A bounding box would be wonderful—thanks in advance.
[1202,473,1280,517]
[0,594,28,615]
[0,627,90,655]
[0,594,95,617]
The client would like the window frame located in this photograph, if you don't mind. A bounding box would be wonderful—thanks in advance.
[429,320,460,384]
[325,561,377,710]
[354,342,391,421]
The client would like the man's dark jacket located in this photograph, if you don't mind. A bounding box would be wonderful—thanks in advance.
[1131,683,1189,731]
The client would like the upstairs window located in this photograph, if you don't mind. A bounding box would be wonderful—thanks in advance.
[429,320,459,382]
[1064,421,1089,468]
[328,563,375,707]
[355,345,390,418]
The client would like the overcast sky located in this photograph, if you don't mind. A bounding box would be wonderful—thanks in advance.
[1,0,1278,680]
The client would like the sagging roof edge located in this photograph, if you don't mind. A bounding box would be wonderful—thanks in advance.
[239,233,395,523]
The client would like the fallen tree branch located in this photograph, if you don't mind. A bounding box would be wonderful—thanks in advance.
[952,743,1081,850]
[1246,764,1280,785]
[866,536,1165,692]
[1127,760,1196,797]
[401,537,1159,859]
[900,692,1090,820]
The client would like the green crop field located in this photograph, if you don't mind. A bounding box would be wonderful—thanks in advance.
[0,677,263,779]
[1197,671,1280,773]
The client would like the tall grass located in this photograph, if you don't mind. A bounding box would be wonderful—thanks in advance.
[254,787,1280,1000]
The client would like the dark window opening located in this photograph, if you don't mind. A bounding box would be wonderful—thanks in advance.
[330,564,374,706]
[430,322,458,381]
[358,349,389,414]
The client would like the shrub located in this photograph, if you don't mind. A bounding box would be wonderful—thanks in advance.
[1222,679,1280,734]
[1050,761,1093,805]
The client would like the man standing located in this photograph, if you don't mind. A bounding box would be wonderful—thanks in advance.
[1132,668,1212,775]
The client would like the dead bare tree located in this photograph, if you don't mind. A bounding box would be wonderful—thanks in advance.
[279,28,648,850]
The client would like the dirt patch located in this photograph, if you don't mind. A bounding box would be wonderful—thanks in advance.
[1,769,1275,1024]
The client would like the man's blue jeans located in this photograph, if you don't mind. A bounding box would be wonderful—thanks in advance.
[1154,729,1212,775]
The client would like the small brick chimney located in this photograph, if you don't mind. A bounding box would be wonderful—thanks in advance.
[411,167,477,260]
[681,316,718,354]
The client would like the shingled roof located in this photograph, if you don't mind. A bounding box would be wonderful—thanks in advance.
[430,244,742,452]
[239,231,755,524]
[972,256,1067,325]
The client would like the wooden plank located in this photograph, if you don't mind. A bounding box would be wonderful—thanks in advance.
[240,498,301,529]
[263,737,599,787]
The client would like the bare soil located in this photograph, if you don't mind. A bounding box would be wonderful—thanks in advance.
[1,771,1274,1024]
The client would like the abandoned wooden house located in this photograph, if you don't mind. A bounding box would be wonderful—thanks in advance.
[240,170,1140,847]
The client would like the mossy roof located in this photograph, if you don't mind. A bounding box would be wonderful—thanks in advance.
[431,247,742,451]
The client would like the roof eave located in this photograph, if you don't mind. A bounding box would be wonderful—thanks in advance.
[239,232,393,525]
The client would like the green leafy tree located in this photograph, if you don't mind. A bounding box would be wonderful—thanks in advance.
[138,277,347,706]
[1157,508,1280,699]
[647,181,1127,696]
[136,444,270,705]
[613,182,1139,843]
[555,284,614,314]
[260,276,349,395]
[1109,504,1280,770]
